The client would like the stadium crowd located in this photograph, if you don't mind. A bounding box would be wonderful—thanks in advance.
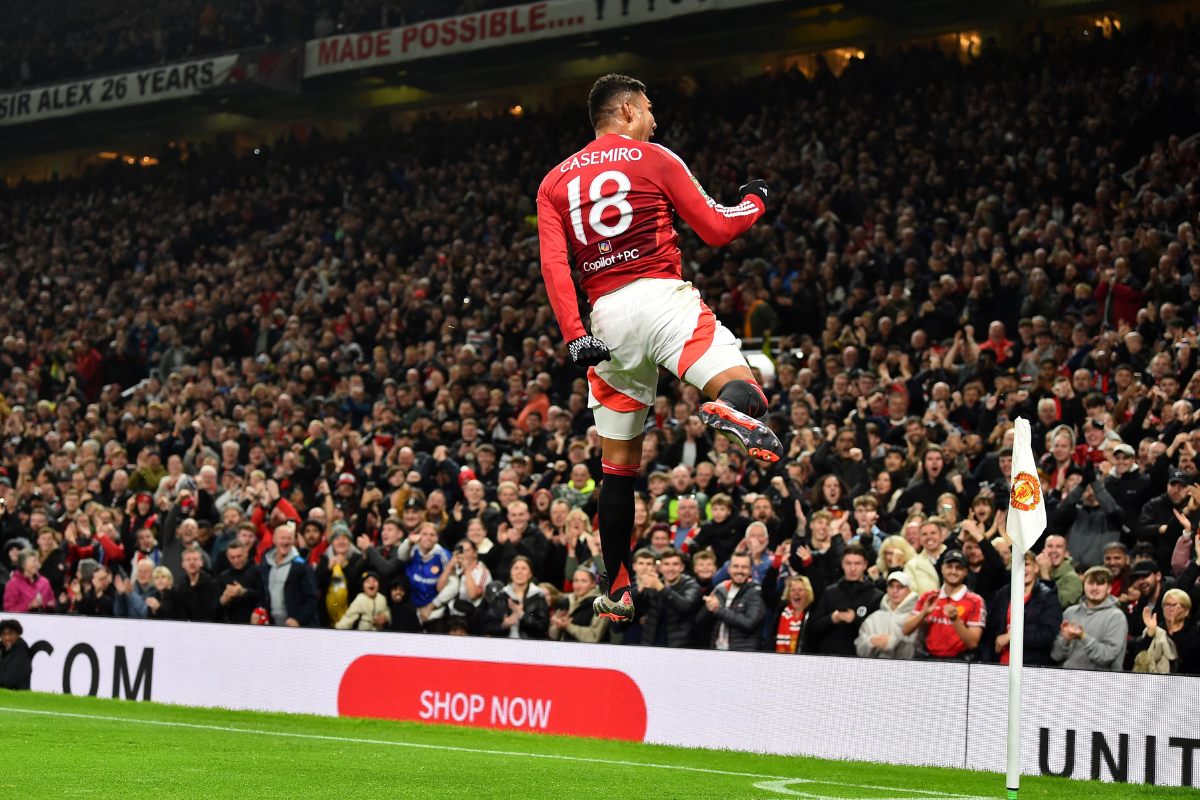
[3,22,1200,675]
[0,0,492,91]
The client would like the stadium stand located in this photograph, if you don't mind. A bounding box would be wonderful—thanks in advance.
[3,19,1200,673]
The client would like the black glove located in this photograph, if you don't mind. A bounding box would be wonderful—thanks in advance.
[739,179,769,205]
[567,335,611,369]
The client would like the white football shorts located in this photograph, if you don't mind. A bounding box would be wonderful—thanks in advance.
[587,278,747,440]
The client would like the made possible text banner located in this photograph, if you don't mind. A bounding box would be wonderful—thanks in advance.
[305,0,780,77]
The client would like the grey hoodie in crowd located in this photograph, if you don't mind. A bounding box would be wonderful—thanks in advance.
[854,588,920,659]
[1050,594,1128,670]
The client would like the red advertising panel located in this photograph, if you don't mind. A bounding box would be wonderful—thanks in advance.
[338,655,647,740]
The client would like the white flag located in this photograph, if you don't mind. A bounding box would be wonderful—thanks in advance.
[1007,417,1046,555]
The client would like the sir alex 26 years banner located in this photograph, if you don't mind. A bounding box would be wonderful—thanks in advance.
[0,54,239,127]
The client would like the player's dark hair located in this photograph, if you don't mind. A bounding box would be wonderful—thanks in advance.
[588,74,647,130]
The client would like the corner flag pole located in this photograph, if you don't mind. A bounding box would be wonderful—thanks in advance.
[1005,548,1024,799]
[1005,418,1045,800]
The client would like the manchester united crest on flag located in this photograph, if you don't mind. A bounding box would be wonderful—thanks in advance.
[1009,471,1041,511]
[1007,418,1047,555]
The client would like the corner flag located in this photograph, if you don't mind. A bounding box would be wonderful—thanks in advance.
[1007,417,1046,555]
[1005,417,1047,799]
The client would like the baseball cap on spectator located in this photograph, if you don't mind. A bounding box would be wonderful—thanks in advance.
[405,496,425,511]
[459,467,477,487]
[941,549,968,567]
[1112,443,1135,457]
[1168,468,1191,486]
[337,473,356,487]
[1130,560,1159,579]
[362,569,383,584]
[886,572,912,588]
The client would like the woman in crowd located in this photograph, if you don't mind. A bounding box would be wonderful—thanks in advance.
[144,566,182,620]
[810,474,852,522]
[549,567,608,643]
[1134,588,1200,674]
[3,551,55,613]
[483,555,548,639]
[868,535,917,588]
[1041,427,1078,492]
[438,538,490,632]
[630,494,653,547]
[869,470,902,522]
[772,575,813,653]
[969,495,996,531]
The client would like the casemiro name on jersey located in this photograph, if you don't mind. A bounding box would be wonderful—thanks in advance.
[559,146,643,172]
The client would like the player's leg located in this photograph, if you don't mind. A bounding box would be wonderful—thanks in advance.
[656,281,782,463]
[585,286,655,621]
[696,366,782,463]
[590,408,647,622]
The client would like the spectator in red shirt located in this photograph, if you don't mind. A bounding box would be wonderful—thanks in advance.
[903,549,985,660]
[978,321,1015,365]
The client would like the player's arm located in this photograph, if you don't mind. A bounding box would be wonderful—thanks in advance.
[652,145,767,246]
[537,182,610,368]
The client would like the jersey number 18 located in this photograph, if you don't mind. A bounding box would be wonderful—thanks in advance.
[567,170,633,246]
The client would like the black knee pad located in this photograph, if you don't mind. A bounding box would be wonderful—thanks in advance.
[718,379,768,418]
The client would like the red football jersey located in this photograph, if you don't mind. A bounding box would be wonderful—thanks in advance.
[537,133,765,341]
[916,586,986,659]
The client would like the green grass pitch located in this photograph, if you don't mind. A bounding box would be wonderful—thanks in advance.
[0,691,1195,799]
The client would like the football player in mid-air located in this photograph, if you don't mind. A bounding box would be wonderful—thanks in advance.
[537,73,783,622]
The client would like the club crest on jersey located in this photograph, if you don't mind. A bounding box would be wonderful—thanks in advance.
[598,241,612,254]
[1010,471,1042,511]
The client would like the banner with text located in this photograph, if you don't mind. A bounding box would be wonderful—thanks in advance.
[0,55,240,127]
[7,614,1199,787]
[305,0,779,77]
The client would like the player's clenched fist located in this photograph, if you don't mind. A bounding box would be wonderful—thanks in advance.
[739,179,769,204]
[567,335,611,368]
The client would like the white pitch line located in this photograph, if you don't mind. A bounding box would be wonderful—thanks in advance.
[0,706,980,798]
